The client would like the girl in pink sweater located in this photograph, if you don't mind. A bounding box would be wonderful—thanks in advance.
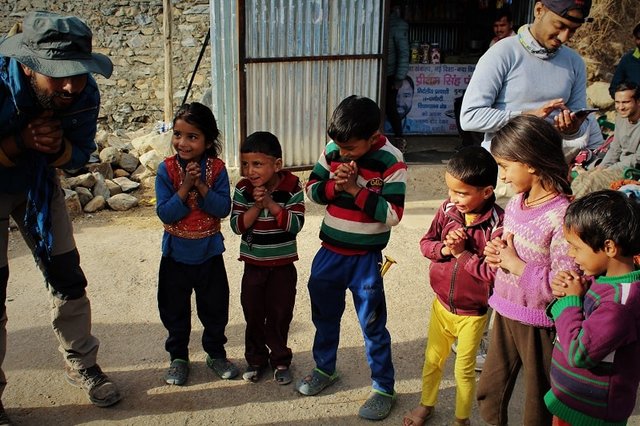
[476,115,578,426]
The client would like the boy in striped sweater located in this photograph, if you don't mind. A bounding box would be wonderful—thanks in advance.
[296,96,407,421]
[230,131,305,385]
[546,190,640,425]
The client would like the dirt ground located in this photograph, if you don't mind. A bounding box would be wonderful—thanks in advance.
[3,164,640,425]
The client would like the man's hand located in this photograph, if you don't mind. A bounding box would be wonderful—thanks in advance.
[524,98,566,119]
[551,270,587,298]
[554,109,585,135]
[23,110,63,154]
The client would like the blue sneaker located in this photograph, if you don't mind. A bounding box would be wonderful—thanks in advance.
[358,390,396,420]
[296,368,338,396]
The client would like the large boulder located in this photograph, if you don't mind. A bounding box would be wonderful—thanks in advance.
[131,131,173,158]
[118,152,140,173]
[65,173,96,190]
[139,150,164,173]
[63,189,83,216]
[107,193,139,211]
[113,177,140,192]
[587,82,614,110]
[84,196,107,213]
[99,146,121,165]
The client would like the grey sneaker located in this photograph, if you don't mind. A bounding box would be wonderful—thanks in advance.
[296,368,338,396]
[65,364,122,407]
[358,390,396,420]
[206,355,239,379]
[164,359,189,385]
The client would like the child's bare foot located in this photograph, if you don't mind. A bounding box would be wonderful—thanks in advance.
[402,404,434,426]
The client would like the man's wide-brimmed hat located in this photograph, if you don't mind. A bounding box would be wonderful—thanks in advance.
[541,0,592,24]
[0,11,113,78]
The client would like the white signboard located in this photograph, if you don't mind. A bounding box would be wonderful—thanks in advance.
[385,64,476,135]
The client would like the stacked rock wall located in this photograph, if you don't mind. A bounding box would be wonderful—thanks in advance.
[0,0,212,133]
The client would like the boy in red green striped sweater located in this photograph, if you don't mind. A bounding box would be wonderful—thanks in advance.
[296,96,407,421]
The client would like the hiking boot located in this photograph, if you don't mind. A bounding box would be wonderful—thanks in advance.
[205,355,239,379]
[0,401,11,425]
[358,390,396,420]
[164,359,189,386]
[65,364,122,407]
[296,368,338,396]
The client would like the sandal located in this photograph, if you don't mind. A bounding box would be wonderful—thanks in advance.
[273,366,292,385]
[242,365,266,383]
[296,368,338,396]
[403,405,434,426]
[164,358,189,386]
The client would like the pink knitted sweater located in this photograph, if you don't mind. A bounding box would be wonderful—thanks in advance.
[489,193,577,328]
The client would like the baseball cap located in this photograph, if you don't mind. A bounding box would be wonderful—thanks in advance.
[0,11,113,78]
[541,0,592,23]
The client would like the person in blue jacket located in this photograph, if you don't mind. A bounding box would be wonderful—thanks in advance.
[0,11,121,421]
[609,23,640,98]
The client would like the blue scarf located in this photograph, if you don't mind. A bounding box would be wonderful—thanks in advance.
[24,152,55,267]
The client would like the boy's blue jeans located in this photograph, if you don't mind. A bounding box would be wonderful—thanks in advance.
[307,246,395,394]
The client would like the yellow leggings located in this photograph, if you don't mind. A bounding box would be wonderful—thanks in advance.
[420,298,488,419]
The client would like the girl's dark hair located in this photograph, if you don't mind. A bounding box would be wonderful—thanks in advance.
[241,131,282,158]
[173,102,222,157]
[327,95,381,143]
[447,146,498,188]
[491,115,571,195]
[564,190,640,257]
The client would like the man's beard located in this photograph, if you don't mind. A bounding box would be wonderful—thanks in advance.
[29,74,73,110]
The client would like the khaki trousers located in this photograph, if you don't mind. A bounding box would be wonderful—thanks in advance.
[0,185,99,398]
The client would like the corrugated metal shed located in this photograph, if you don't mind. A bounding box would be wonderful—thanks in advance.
[209,0,241,168]
[243,0,384,168]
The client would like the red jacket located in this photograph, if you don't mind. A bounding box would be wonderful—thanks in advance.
[420,197,504,316]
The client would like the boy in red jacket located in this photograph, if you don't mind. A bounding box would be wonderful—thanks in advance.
[404,146,504,426]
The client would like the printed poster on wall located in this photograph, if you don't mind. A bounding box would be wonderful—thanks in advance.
[385,64,476,135]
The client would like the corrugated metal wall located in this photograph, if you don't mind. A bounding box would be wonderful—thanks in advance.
[209,0,240,168]
[244,0,384,168]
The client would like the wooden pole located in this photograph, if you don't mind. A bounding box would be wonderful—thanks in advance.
[163,0,173,124]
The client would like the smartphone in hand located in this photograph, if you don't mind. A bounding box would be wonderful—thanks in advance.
[572,108,599,118]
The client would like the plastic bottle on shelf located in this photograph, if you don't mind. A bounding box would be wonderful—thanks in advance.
[430,43,441,64]
[410,41,421,64]
[420,42,431,63]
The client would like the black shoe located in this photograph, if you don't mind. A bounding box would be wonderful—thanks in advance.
[0,401,11,425]
[65,364,122,407]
